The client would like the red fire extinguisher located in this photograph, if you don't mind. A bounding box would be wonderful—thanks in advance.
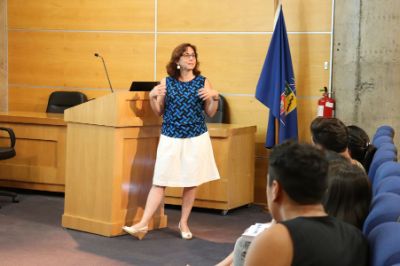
[317,86,335,118]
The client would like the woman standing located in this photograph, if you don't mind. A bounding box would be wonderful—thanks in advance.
[123,43,220,240]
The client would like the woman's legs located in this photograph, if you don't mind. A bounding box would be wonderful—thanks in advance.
[179,186,197,232]
[132,185,166,228]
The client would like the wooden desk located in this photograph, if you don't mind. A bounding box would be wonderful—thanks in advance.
[0,111,66,192]
[165,124,256,214]
[0,109,256,216]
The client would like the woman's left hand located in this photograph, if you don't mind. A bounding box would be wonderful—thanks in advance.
[198,87,219,101]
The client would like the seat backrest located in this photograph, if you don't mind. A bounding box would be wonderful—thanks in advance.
[374,176,400,197]
[377,142,398,155]
[46,91,88,113]
[205,94,227,123]
[362,192,400,235]
[368,150,397,182]
[0,127,16,160]
[373,125,395,140]
[373,135,394,148]
[368,222,400,266]
[372,161,400,187]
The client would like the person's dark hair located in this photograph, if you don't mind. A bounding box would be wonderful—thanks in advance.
[347,125,377,173]
[268,141,329,204]
[166,43,201,79]
[310,117,348,153]
[323,158,372,229]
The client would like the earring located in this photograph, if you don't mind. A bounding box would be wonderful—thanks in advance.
[177,64,181,70]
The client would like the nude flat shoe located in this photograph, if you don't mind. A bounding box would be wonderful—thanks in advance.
[178,222,193,240]
[122,225,148,240]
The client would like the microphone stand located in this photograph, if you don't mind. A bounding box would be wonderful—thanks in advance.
[94,53,114,93]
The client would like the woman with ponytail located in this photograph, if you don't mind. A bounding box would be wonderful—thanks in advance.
[347,125,377,173]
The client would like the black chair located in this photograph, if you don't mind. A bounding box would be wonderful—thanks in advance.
[0,127,19,207]
[205,94,227,123]
[46,91,88,113]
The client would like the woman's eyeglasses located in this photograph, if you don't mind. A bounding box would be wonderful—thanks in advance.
[182,53,196,59]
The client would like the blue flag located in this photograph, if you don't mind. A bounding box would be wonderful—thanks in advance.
[255,4,298,148]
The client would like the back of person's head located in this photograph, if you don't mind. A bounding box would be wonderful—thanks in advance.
[323,158,372,229]
[347,125,377,172]
[268,141,329,204]
[310,117,348,153]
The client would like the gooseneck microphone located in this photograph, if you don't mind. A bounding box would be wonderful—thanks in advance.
[94,53,114,93]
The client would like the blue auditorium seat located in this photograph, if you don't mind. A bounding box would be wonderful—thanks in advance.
[368,222,400,266]
[373,135,394,149]
[374,176,400,197]
[377,142,398,155]
[363,193,400,235]
[368,150,397,182]
[373,125,395,140]
[372,161,400,188]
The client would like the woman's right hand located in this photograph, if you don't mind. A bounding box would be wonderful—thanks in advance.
[149,84,166,99]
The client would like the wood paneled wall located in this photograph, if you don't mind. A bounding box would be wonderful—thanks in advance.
[7,0,332,203]
[0,0,6,111]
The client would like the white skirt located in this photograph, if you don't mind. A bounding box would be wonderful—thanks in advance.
[153,132,220,187]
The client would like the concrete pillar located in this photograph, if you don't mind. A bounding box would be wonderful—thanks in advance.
[0,0,7,111]
[333,0,400,145]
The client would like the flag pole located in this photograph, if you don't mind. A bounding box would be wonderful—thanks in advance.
[274,0,280,10]
[273,0,281,146]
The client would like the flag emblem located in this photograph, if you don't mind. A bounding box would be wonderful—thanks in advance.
[280,81,297,125]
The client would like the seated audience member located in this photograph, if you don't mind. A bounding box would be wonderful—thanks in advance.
[347,125,377,173]
[323,152,372,229]
[218,150,370,266]
[244,141,368,266]
[310,117,364,170]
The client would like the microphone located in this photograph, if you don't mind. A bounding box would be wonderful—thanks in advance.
[94,53,114,93]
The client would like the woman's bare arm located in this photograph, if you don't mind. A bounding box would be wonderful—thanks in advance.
[149,78,166,116]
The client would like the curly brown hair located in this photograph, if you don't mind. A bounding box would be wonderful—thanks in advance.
[166,43,201,79]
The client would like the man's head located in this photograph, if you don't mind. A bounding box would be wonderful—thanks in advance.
[310,117,348,153]
[267,141,329,220]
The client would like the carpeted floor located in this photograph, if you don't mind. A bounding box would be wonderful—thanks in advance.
[0,190,270,266]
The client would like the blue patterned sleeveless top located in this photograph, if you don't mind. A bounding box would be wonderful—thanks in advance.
[162,75,207,138]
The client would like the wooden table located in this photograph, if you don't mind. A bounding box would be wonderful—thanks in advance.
[0,111,66,192]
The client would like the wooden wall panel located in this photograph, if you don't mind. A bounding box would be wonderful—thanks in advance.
[254,156,268,203]
[8,0,154,31]
[222,95,268,140]
[283,0,332,32]
[289,34,331,96]
[0,0,6,111]
[9,87,108,112]
[158,0,274,32]
[297,98,319,143]
[9,31,154,89]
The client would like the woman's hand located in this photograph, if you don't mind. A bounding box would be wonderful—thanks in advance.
[200,79,219,117]
[149,80,166,116]
[149,84,166,99]
[198,87,219,101]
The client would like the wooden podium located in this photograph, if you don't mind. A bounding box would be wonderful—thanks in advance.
[61,91,167,237]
